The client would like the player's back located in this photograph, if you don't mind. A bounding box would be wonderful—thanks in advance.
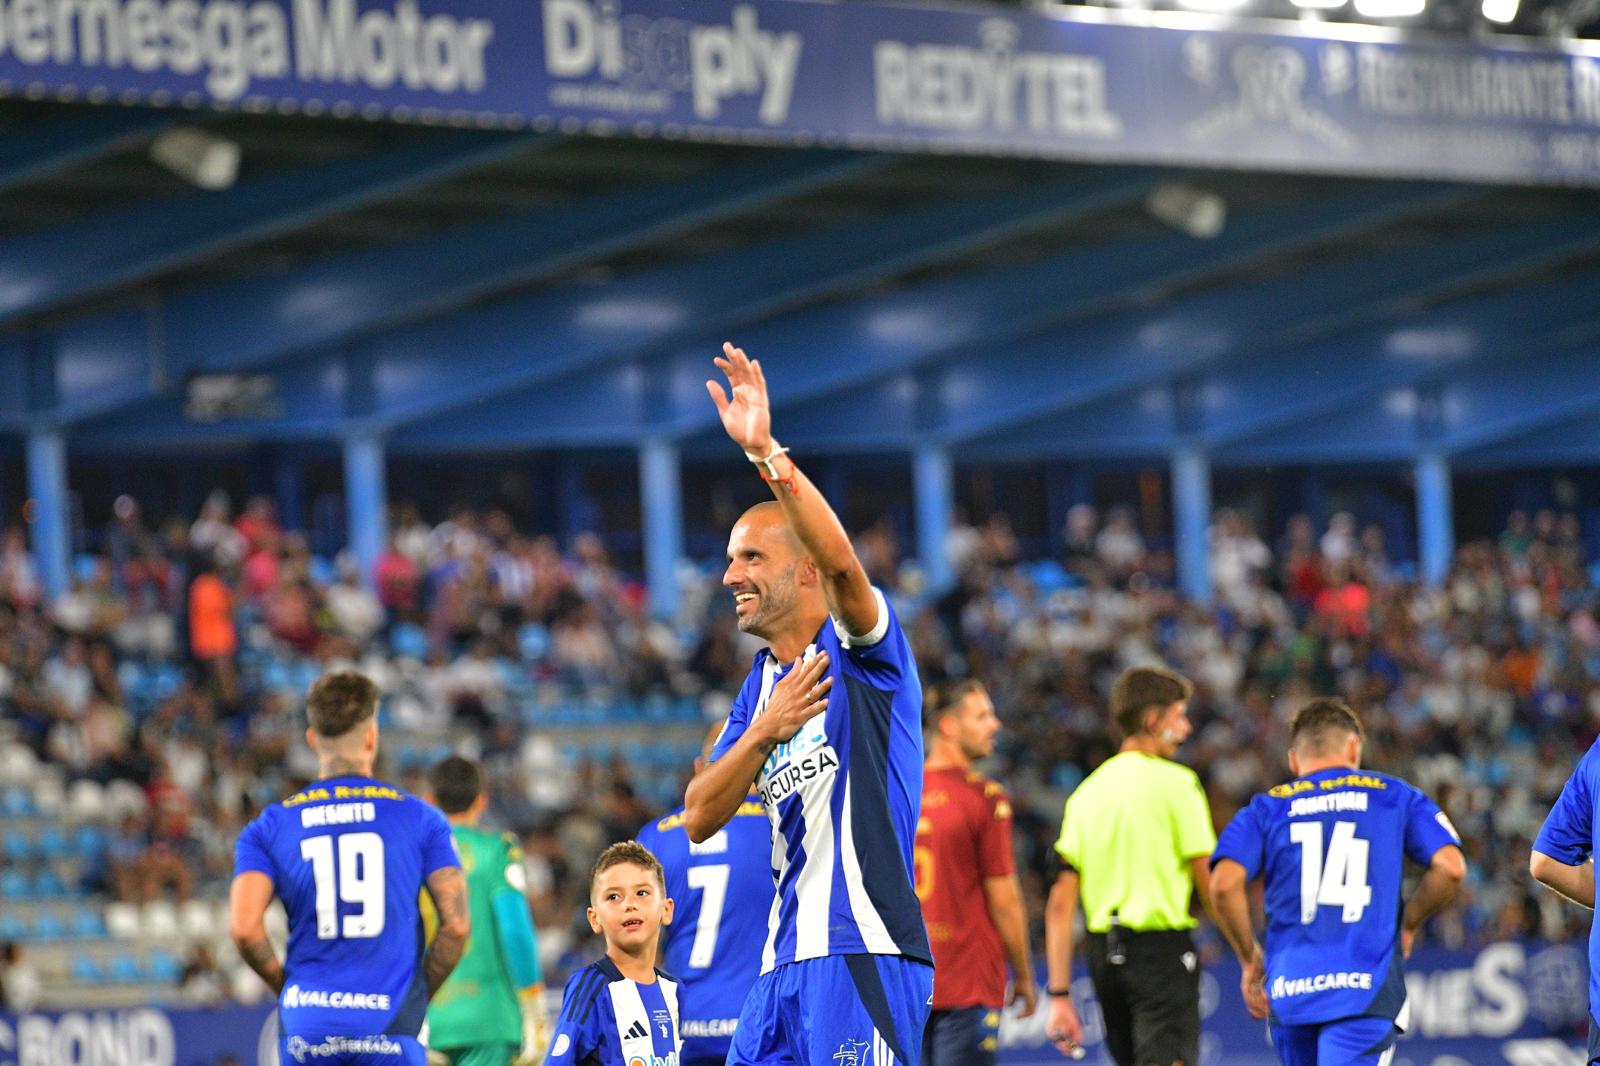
[917,768,1013,1010]
[1236,767,1457,1025]
[235,775,459,1038]
[638,796,774,1056]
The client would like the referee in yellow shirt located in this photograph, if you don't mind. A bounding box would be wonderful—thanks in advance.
[1044,666,1218,1066]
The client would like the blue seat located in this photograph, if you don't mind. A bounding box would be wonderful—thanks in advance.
[33,911,66,939]
[72,906,106,938]
[4,830,34,862]
[518,624,550,661]
[74,826,106,860]
[71,955,103,984]
[390,622,428,660]
[37,826,68,859]
[33,868,69,898]
[108,954,142,983]
[0,913,26,940]
[2,868,32,900]
[146,949,182,983]
[2,788,36,817]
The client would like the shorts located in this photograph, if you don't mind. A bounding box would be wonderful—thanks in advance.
[725,954,934,1066]
[434,1044,519,1066]
[921,1005,1000,1066]
[1269,1015,1398,1066]
[279,1034,428,1065]
[1086,928,1199,1066]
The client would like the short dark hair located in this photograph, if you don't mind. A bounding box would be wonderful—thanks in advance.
[1290,698,1364,756]
[922,679,988,733]
[592,841,666,897]
[427,756,482,815]
[1110,666,1194,739]
[306,671,379,739]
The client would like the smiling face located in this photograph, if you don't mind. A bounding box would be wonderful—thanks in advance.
[722,503,819,639]
[588,861,673,955]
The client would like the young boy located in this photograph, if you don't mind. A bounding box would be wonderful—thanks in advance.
[546,842,682,1066]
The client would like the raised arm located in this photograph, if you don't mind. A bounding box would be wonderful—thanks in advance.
[1531,851,1596,909]
[423,866,471,996]
[707,343,877,636]
[229,871,285,994]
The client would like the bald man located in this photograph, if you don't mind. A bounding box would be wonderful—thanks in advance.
[683,343,932,1066]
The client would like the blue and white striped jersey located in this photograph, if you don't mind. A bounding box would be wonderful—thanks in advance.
[709,589,930,972]
[546,958,682,1066]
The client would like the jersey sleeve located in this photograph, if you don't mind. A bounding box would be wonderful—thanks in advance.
[1210,801,1267,880]
[1053,796,1080,870]
[1402,786,1463,867]
[419,804,462,877]
[492,833,543,989]
[831,588,913,685]
[1535,762,1595,866]
[1171,770,1218,862]
[708,673,757,764]
[546,968,605,1065]
[232,811,275,880]
[977,783,1016,879]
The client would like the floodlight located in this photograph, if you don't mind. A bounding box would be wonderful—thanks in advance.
[1145,184,1228,239]
[150,128,241,191]
[1482,0,1518,22]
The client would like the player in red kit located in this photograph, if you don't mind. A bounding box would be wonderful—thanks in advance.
[914,680,1038,1066]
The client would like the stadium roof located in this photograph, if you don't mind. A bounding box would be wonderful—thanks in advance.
[1,99,1596,470]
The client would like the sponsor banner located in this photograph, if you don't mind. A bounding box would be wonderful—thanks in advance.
[0,1003,276,1066]
[5,0,1600,184]
[996,939,1590,1065]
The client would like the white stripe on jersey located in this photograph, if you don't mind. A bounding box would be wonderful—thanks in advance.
[793,751,836,960]
[658,981,682,1051]
[838,774,900,955]
[760,884,780,973]
[607,980,650,1054]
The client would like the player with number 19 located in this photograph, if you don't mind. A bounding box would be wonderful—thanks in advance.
[231,671,469,1065]
[1209,699,1466,1066]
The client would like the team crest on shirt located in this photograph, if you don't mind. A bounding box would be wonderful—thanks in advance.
[832,1039,869,1065]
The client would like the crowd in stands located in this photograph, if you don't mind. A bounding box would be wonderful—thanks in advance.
[0,486,1595,1005]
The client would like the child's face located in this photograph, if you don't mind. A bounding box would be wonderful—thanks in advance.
[588,861,673,952]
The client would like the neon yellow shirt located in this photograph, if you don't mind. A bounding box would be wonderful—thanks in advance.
[1054,751,1216,933]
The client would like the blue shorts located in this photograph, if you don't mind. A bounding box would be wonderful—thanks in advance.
[1269,1015,1397,1066]
[726,954,933,1066]
[279,1034,427,1065]
[922,1005,1000,1066]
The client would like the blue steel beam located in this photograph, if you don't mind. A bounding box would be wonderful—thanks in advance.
[76,166,1152,444]
[917,221,1598,446]
[1457,412,1600,467]
[368,166,1157,429]
[46,149,884,427]
[647,185,1468,446]
[1436,342,1600,454]
[0,131,551,324]
[0,107,172,193]
[1195,223,1600,447]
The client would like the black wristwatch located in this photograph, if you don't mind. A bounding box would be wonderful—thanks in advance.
[1047,986,1072,998]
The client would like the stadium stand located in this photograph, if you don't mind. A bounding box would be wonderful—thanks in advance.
[0,487,1591,1006]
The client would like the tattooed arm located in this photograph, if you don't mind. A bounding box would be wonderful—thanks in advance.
[230,871,286,994]
[423,866,470,997]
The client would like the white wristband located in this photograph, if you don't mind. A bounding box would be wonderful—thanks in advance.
[745,440,791,481]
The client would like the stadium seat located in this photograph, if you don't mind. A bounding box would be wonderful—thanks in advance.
[0,913,25,941]
[104,902,141,939]
[108,953,142,983]
[33,910,66,939]
[4,830,34,863]
[390,622,429,660]
[1,868,31,900]
[142,900,179,938]
[33,868,69,898]
[37,826,69,860]
[73,825,106,861]
[145,949,182,984]
[2,787,37,817]
[72,905,107,938]
[71,955,103,985]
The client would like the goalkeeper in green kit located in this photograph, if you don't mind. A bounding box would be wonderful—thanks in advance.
[423,756,551,1066]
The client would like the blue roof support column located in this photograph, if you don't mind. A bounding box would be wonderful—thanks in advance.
[915,444,954,595]
[26,429,68,602]
[1172,446,1212,603]
[342,434,388,592]
[640,437,684,621]
[1416,452,1454,587]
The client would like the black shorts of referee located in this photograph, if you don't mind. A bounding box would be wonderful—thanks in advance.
[1085,927,1199,1066]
